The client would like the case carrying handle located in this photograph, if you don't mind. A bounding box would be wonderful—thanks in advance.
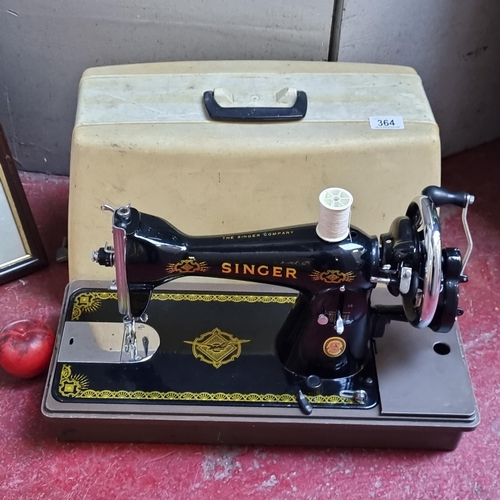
[203,90,308,122]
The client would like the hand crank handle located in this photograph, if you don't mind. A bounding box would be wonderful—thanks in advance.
[422,186,474,273]
[422,186,474,208]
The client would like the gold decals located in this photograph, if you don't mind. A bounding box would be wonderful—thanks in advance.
[166,258,210,274]
[57,364,353,404]
[262,230,294,237]
[70,291,296,321]
[221,262,297,279]
[151,293,296,305]
[323,337,347,358]
[184,328,250,369]
[71,291,116,320]
[222,230,294,241]
[310,269,355,284]
[222,233,261,240]
[59,364,90,397]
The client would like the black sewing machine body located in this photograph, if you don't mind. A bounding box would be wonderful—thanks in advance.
[42,187,479,449]
[117,212,381,382]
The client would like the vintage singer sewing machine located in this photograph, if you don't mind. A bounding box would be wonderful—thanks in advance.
[42,185,478,449]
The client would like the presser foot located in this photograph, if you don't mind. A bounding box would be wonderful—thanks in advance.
[121,317,159,363]
[123,317,143,362]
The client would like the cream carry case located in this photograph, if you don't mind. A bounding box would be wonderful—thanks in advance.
[68,61,440,280]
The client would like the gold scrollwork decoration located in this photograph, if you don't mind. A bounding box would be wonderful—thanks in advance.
[310,269,356,284]
[70,291,296,321]
[59,364,90,397]
[71,291,116,320]
[165,259,210,274]
[57,365,354,404]
[150,293,296,305]
[184,328,250,369]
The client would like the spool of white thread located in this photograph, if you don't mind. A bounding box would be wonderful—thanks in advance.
[316,187,354,242]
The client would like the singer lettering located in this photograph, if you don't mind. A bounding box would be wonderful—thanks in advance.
[221,262,297,279]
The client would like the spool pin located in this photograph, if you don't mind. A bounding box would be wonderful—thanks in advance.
[316,187,353,242]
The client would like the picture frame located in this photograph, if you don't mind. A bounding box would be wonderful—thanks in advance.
[0,124,48,284]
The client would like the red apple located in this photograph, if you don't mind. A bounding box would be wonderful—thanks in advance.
[0,320,55,378]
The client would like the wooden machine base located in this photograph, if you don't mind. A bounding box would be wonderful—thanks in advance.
[42,281,479,450]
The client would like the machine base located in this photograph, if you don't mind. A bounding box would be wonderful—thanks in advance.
[42,281,479,450]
